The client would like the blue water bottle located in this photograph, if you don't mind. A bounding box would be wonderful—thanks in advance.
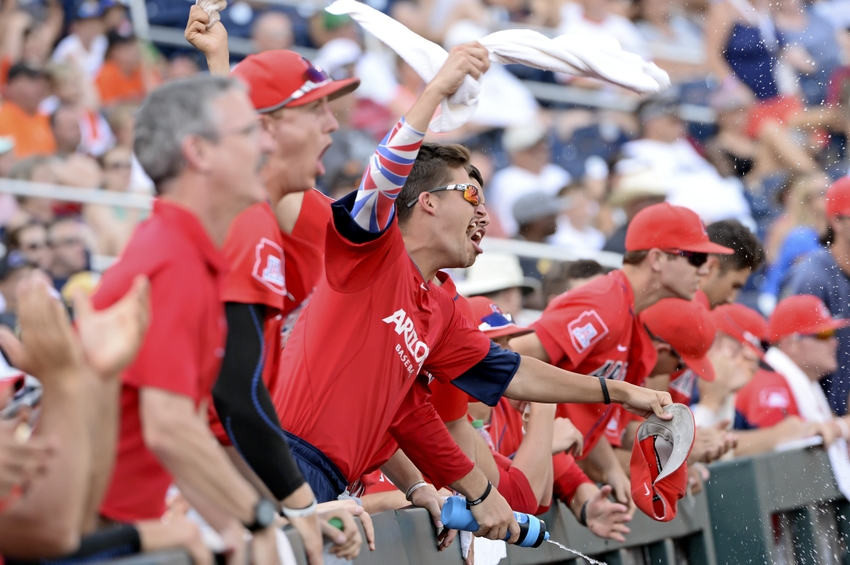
[440,496,549,548]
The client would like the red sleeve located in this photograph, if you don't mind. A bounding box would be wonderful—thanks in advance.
[123,260,204,398]
[430,379,470,422]
[495,464,539,515]
[552,453,592,505]
[221,204,287,309]
[389,376,474,490]
[531,299,616,370]
[425,298,491,383]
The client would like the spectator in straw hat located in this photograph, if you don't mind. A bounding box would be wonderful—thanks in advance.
[455,251,541,321]
[603,167,667,254]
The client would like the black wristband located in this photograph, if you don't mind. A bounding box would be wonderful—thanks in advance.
[467,481,493,507]
[579,500,589,527]
[598,376,611,405]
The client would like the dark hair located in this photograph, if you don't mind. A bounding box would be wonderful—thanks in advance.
[622,250,649,265]
[565,259,606,280]
[5,220,47,251]
[395,143,483,225]
[707,220,765,272]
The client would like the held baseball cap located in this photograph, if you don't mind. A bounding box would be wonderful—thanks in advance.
[231,50,360,114]
[630,403,695,522]
[711,303,768,359]
[0,355,24,400]
[625,203,734,254]
[825,177,850,218]
[641,298,716,381]
[468,296,534,340]
[767,295,850,344]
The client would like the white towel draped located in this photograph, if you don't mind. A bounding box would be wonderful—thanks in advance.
[326,0,670,132]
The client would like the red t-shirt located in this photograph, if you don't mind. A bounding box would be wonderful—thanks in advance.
[95,200,228,521]
[734,368,800,429]
[209,203,286,444]
[531,270,656,457]
[273,212,491,485]
[279,189,332,348]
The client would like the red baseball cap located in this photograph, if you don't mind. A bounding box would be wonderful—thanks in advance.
[641,298,716,381]
[767,295,850,343]
[625,203,734,254]
[825,177,850,218]
[711,303,767,359]
[231,50,360,114]
[468,296,534,340]
[0,356,24,402]
[630,403,695,522]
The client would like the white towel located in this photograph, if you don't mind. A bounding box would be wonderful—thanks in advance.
[326,0,670,132]
[765,347,850,500]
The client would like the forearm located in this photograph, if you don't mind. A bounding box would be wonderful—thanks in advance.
[585,438,621,481]
[361,491,409,514]
[214,303,305,502]
[380,449,425,494]
[0,375,92,557]
[504,356,613,404]
[511,405,555,503]
[206,52,230,76]
[569,482,599,517]
[82,375,122,534]
[473,432,501,486]
[445,417,477,462]
[3,524,143,564]
[145,403,259,525]
[733,428,787,457]
[449,465,491,500]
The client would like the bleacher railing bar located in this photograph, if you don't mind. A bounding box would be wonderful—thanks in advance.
[102,445,847,565]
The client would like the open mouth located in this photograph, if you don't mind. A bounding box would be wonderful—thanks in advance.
[316,142,331,176]
[467,220,486,253]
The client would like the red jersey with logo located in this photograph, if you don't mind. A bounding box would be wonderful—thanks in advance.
[734,368,800,429]
[95,200,228,521]
[273,207,492,485]
[531,270,657,456]
[279,189,333,348]
[208,203,286,445]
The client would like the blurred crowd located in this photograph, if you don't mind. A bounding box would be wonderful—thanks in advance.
[2,0,850,563]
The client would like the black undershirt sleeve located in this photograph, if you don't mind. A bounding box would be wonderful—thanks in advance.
[213,302,305,501]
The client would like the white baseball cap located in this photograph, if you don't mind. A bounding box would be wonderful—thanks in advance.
[455,252,541,297]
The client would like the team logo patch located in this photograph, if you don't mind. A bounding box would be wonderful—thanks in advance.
[568,310,609,353]
[252,238,287,296]
[758,388,790,409]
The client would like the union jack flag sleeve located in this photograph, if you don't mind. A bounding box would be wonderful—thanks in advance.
[350,117,426,233]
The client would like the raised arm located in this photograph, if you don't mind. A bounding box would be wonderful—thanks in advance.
[350,43,489,232]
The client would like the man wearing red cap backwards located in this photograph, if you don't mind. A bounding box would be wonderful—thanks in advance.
[787,177,850,417]
[734,295,850,450]
[512,203,732,507]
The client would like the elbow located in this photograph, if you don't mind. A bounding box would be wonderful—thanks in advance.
[142,412,182,460]
[0,517,80,559]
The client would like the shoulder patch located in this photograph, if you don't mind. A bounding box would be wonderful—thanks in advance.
[252,238,287,296]
[568,310,609,353]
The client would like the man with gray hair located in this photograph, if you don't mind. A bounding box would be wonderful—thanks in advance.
[91,75,281,561]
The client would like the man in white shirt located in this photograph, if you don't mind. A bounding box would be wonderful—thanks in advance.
[619,95,754,229]
[490,123,571,237]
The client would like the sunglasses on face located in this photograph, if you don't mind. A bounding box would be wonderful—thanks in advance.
[663,249,708,268]
[405,183,484,208]
[805,329,836,341]
[264,59,331,113]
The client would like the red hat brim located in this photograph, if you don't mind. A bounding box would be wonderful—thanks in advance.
[483,326,535,340]
[282,77,360,109]
[679,352,715,382]
[678,241,735,255]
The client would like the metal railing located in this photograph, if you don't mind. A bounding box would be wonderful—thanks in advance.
[0,180,623,273]
[102,446,849,565]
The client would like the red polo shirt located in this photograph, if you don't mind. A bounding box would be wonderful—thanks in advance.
[95,200,228,521]
[531,270,657,456]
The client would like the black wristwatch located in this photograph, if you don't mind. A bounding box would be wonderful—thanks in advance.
[246,498,278,532]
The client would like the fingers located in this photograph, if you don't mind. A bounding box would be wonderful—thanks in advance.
[0,326,26,372]
[354,508,375,551]
[654,393,673,419]
[575,436,584,458]
[318,518,347,545]
[438,528,457,551]
[188,5,211,27]
[505,518,520,544]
